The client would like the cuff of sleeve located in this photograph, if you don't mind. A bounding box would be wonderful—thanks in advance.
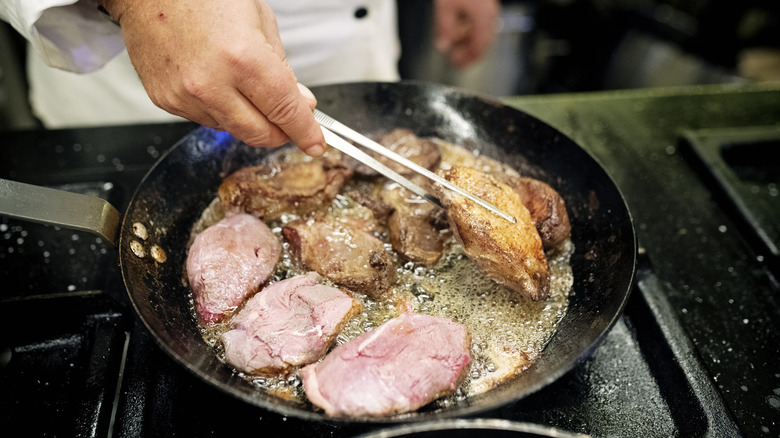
[27,0,125,73]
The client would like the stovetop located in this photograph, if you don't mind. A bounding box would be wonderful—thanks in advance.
[2,83,779,437]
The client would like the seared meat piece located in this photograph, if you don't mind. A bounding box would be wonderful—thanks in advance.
[508,177,571,249]
[382,186,445,266]
[346,189,394,223]
[434,138,520,179]
[431,166,551,300]
[222,272,360,376]
[186,214,281,323]
[350,128,441,177]
[282,214,395,298]
[435,140,569,249]
[300,312,471,417]
[218,156,352,221]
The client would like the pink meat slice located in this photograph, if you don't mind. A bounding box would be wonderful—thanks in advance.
[186,213,281,323]
[222,272,360,376]
[300,313,471,417]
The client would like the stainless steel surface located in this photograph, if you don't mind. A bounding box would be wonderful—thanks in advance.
[0,178,120,245]
[316,110,517,224]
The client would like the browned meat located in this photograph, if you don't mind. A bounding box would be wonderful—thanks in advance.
[435,140,569,249]
[508,177,571,249]
[382,185,445,266]
[350,128,441,177]
[186,214,281,323]
[300,312,471,417]
[222,272,361,376]
[218,155,352,221]
[282,214,395,298]
[347,189,394,223]
[434,138,520,179]
[431,166,551,300]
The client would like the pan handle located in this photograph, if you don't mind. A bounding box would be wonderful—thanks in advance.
[0,178,120,246]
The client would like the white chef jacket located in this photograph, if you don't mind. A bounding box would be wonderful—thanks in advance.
[0,0,400,127]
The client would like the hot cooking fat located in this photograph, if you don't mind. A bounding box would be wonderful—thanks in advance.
[185,128,575,416]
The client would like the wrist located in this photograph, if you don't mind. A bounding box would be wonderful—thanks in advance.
[94,0,128,24]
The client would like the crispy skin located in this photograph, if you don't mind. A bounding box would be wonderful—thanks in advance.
[432,166,550,300]
[282,214,395,299]
[434,139,521,179]
[436,140,570,249]
[218,156,352,221]
[382,186,445,266]
[508,177,571,250]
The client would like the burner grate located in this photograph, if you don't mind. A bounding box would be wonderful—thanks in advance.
[683,126,780,277]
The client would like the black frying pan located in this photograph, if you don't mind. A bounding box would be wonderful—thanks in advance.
[8,81,637,423]
[120,81,636,422]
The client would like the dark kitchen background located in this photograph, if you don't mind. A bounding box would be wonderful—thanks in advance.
[2,0,780,126]
[1,0,779,437]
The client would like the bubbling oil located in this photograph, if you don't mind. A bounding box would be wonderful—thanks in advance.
[412,241,574,399]
[188,146,574,408]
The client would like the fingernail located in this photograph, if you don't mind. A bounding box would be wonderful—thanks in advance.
[297,82,316,104]
[304,143,326,157]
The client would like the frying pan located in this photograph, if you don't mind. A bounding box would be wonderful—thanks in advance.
[2,81,636,423]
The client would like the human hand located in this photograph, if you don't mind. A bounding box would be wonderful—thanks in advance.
[433,0,500,68]
[97,0,326,156]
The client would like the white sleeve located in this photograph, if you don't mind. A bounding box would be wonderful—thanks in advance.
[0,0,125,73]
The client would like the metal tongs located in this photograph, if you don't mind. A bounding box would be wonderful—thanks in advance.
[314,110,517,224]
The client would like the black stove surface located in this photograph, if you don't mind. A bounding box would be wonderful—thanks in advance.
[2,83,779,437]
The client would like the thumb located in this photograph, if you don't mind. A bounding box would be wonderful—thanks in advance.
[434,1,458,51]
[297,83,317,110]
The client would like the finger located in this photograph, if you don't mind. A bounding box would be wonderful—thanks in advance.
[150,77,290,145]
[297,82,318,110]
[467,4,498,58]
[250,4,326,156]
[449,20,498,66]
[237,54,326,156]
[157,98,221,129]
[434,1,459,52]
[448,43,474,68]
[255,2,288,61]
[209,87,293,147]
